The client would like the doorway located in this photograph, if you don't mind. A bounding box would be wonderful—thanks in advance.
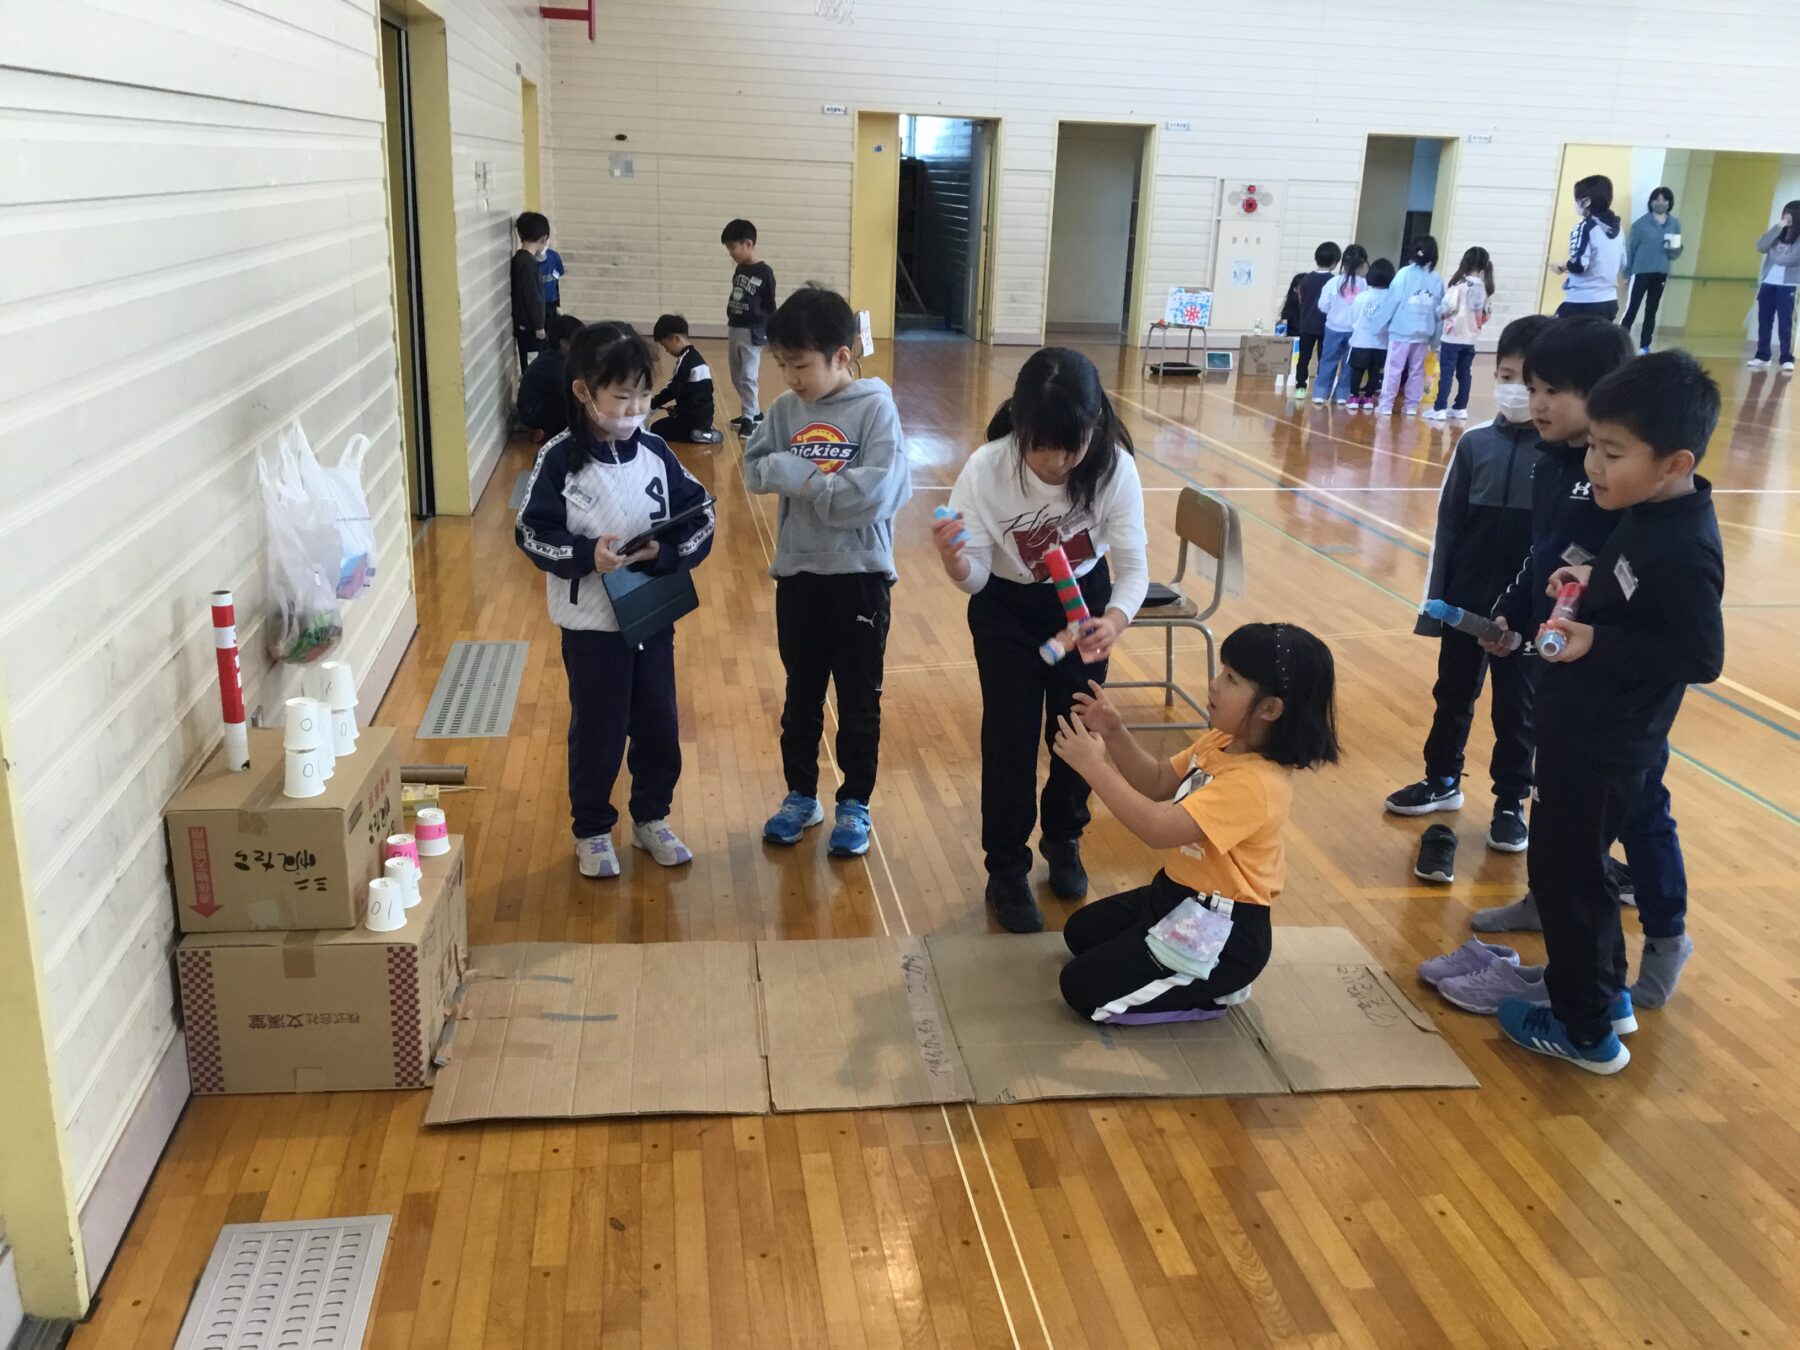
[1356,134,1460,266]
[1046,122,1152,341]
[380,13,433,518]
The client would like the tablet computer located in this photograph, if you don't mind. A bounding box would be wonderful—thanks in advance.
[618,495,716,557]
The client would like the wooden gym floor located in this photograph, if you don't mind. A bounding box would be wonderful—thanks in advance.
[74,338,1800,1348]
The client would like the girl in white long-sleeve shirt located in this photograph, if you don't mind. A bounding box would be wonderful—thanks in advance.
[932,348,1149,933]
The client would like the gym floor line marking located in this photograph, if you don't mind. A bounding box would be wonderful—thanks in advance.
[1128,384,1445,467]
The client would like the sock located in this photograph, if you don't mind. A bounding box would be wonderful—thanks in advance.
[1631,935,1694,1009]
[1471,890,1542,934]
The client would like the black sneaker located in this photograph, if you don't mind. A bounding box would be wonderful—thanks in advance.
[986,875,1044,933]
[1039,838,1088,901]
[1414,825,1457,884]
[730,415,755,435]
[1385,778,1465,816]
[1487,801,1529,853]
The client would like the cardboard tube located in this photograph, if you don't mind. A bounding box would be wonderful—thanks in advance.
[210,590,250,771]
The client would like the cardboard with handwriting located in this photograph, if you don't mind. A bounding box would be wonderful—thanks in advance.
[166,727,401,933]
[176,840,467,1094]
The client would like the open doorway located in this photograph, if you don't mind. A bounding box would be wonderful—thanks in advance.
[1356,134,1460,264]
[1046,122,1152,341]
[380,13,432,518]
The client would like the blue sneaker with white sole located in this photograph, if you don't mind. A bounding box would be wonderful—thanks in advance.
[763,792,824,845]
[1498,997,1630,1074]
[828,800,872,857]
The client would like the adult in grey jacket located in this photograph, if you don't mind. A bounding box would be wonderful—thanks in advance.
[1750,200,1800,371]
[1621,187,1681,352]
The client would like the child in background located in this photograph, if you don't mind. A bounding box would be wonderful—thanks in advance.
[1387,315,1552,862]
[1749,200,1800,372]
[1375,235,1446,416]
[1552,174,1625,320]
[1278,270,1307,336]
[1427,247,1494,422]
[1049,624,1340,1023]
[1497,352,1724,1074]
[518,313,586,440]
[1313,244,1368,406]
[515,324,716,880]
[932,349,1148,934]
[745,286,913,859]
[649,314,721,445]
[511,211,552,374]
[722,218,778,433]
[540,240,566,328]
[1346,258,1394,410]
[1292,242,1342,392]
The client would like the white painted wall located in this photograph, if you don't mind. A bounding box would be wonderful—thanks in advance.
[1047,126,1144,330]
[545,0,1798,345]
[0,0,542,1301]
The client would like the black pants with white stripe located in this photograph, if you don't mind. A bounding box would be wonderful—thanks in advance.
[1060,872,1273,1020]
[561,625,681,838]
[776,572,892,804]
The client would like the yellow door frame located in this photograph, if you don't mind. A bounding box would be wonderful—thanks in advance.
[521,77,541,213]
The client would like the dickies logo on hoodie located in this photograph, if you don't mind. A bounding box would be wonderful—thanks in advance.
[789,421,861,474]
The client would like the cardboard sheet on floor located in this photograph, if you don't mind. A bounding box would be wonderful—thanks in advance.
[423,940,768,1123]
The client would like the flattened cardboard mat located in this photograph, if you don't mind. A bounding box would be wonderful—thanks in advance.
[426,928,1473,1124]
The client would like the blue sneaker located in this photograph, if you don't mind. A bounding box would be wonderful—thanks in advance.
[1498,998,1630,1075]
[763,792,823,845]
[1609,989,1638,1036]
[828,800,872,857]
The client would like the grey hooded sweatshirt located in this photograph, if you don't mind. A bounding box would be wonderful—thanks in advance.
[743,377,913,579]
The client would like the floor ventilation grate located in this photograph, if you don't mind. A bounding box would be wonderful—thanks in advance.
[417,640,528,739]
[173,1215,390,1350]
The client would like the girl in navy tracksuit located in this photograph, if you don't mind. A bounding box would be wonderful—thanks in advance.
[516,323,716,880]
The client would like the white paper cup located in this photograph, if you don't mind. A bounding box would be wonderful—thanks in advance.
[365,877,408,933]
[283,697,325,751]
[386,856,423,909]
[1665,233,1681,248]
[321,660,359,712]
[414,807,450,856]
[284,747,325,798]
[312,701,336,777]
[332,706,359,757]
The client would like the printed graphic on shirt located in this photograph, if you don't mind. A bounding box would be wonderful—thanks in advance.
[1002,504,1096,580]
[1171,759,1213,805]
[1614,554,1639,600]
[729,273,765,310]
[788,421,861,474]
[1569,479,1594,500]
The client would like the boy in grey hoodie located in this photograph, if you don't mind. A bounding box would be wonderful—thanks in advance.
[744,286,913,858]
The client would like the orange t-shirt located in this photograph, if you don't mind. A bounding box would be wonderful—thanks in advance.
[1160,730,1293,906]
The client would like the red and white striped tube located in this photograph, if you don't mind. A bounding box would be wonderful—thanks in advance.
[210,589,251,772]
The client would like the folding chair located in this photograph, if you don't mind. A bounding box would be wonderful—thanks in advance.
[1109,487,1238,732]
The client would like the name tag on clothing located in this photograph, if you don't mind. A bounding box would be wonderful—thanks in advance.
[563,481,598,512]
[1614,554,1639,600]
[1171,757,1212,805]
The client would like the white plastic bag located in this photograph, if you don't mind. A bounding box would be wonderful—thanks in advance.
[287,423,379,599]
[260,440,345,665]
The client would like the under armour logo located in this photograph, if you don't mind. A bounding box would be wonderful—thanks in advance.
[1570,481,1593,498]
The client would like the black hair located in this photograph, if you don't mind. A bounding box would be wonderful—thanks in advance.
[1495,313,1554,362]
[1781,200,1800,246]
[1522,317,1634,395]
[1219,623,1340,770]
[550,313,585,346]
[766,284,858,356]
[1338,243,1368,283]
[721,218,757,245]
[1648,186,1675,212]
[1585,351,1721,465]
[1573,174,1614,216]
[1408,234,1439,269]
[1366,258,1395,289]
[1314,240,1342,268]
[561,322,656,468]
[984,348,1135,516]
[652,313,689,341]
[1450,246,1494,295]
[515,211,550,243]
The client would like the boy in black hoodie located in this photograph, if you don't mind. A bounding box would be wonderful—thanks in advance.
[650,314,721,445]
[1292,241,1341,391]
[1497,352,1723,1074]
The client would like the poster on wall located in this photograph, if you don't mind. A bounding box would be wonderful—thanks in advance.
[1163,287,1214,328]
[1230,260,1255,287]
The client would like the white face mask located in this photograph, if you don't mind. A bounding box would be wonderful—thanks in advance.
[592,411,645,440]
[1493,383,1531,423]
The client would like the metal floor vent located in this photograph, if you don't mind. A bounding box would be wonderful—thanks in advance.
[418,640,528,739]
[507,469,531,510]
[174,1215,390,1350]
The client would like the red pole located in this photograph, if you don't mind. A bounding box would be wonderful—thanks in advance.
[210,590,251,771]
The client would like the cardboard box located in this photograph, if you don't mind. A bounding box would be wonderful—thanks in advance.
[176,839,468,1094]
[1238,334,1295,376]
[166,727,400,932]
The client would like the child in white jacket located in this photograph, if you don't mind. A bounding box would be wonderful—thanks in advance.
[1428,247,1494,421]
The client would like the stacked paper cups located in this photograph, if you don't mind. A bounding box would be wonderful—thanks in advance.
[283,698,327,798]
[318,661,359,757]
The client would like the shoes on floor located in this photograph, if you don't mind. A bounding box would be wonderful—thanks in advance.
[1451,408,1470,420]
[1336,396,1351,406]
[1746,358,1770,370]
[1487,801,1529,853]
[1782,360,1795,375]
[1418,938,1520,988]
[1386,777,1464,816]
[691,427,725,445]
[987,874,1044,933]
[1631,934,1694,1008]
[828,800,872,857]
[763,792,824,845]
[1293,379,1308,392]
[631,819,692,867]
[1415,824,1457,884]
[1403,405,1420,417]
[1638,345,1651,355]
[1439,959,1546,1013]
[1498,999,1630,1075]
[1312,396,1328,406]
[1040,837,1089,901]
[576,833,620,879]
[1471,890,1542,933]
[1101,1007,1227,1025]
[1424,408,1449,422]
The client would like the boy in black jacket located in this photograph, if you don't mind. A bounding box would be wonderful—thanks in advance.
[511,211,551,374]
[1497,351,1723,1074]
[650,314,721,444]
[1388,315,1553,862]
[723,218,777,434]
[1292,241,1341,391]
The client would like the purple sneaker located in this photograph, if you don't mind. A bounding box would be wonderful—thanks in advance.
[1438,960,1549,1014]
[1417,938,1521,988]
[1098,1008,1228,1026]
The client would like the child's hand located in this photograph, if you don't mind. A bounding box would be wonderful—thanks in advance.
[1074,612,1126,663]
[1549,262,1568,276]
[623,538,660,567]
[1546,564,1592,594]
[1479,615,1515,657]
[593,535,651,574]
[931,512,968,573]
[1538,619,1594,663]
[1071,681,1124,738]
[1051,713,1107,776]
